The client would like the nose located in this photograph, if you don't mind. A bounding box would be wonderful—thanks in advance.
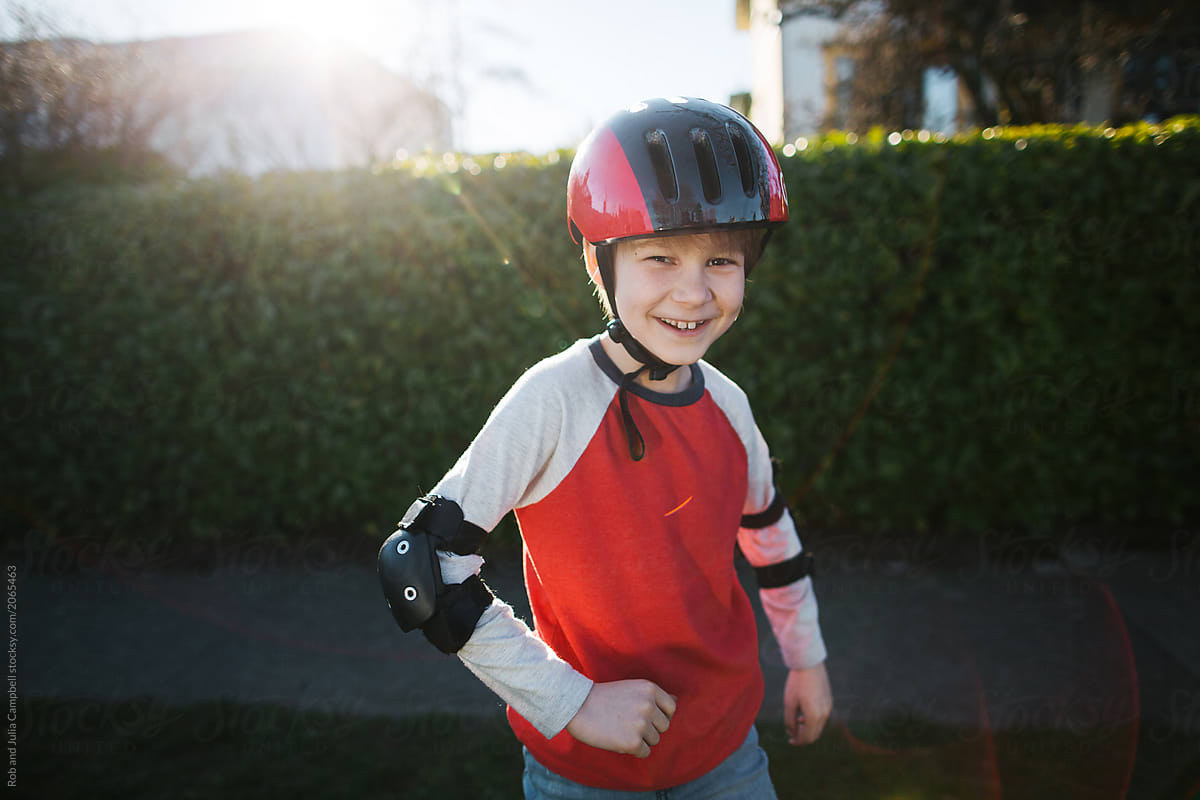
[671,262,713,306]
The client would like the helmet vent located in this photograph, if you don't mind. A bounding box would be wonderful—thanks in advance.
[644,129,679,203]
[689,128,722,204]
[727,125,757,197]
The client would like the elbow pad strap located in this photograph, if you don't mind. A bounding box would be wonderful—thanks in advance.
[400,494,488,555]
[755,551,815,588]
[420,575,494,653]
[741,488,787,529]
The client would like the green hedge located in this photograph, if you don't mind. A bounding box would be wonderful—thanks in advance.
[3,121,1197,552]
[718,122,1199,539]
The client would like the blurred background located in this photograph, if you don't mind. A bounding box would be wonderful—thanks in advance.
[4,2,1200,798]
[5,0,1198,176]
[5,0,1197,551]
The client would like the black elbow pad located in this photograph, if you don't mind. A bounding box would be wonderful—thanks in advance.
[378,527,442,632]
[377,495,493,653]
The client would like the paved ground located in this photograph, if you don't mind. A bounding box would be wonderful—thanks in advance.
[19,531,1200,796]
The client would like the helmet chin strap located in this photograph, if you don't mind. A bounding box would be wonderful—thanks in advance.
[605,319,677,381]
[595,244,680,382]
[593,242,681,461]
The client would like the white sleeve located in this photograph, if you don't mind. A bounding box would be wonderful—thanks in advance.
[437,553,593,738]
[735,420,827,670]
[701,361,827,670]
[408,342,610,738]
[737,510,828,670]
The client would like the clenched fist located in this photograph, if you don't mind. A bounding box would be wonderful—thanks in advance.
[565,679,677,758]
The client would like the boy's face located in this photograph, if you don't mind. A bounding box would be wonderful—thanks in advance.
[608,232,746,367]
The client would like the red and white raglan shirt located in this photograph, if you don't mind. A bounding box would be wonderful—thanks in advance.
[427,335,826,791]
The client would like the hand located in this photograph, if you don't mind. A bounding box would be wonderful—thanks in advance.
[565,679,677,758]
[784,662,832,745]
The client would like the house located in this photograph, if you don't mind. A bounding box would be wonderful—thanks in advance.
[736,0,961,144]
[736,0,1198,144]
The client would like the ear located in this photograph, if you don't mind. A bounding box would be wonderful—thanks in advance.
[583,244,603,287]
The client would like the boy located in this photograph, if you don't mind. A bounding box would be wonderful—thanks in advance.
[379,97,831,797]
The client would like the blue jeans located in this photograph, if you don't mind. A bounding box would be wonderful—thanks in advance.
[521,726,777,800]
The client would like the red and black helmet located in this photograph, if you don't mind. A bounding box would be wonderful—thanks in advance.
[567,96,788,246]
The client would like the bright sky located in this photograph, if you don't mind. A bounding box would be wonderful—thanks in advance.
[21,0,753,154]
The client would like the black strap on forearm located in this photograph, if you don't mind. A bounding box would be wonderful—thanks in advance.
[420,574,494,654]
[754,551,815,588]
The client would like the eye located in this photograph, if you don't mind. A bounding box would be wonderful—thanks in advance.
[707,256,742,268]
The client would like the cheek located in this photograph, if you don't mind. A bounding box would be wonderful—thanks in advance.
[614,270,661,311]
[718,275,746,311]
[612,280,637,314]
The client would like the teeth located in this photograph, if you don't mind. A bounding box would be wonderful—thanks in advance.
[662,318,699,330]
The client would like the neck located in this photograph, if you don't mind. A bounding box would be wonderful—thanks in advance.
[600,333,693,394]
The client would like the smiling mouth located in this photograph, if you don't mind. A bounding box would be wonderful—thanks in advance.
[658,317,709,331]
